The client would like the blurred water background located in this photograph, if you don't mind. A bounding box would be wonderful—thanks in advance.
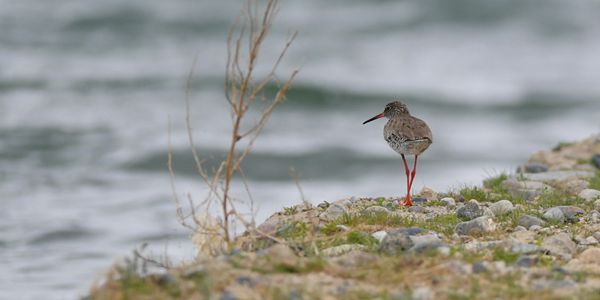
[1,0,600,298]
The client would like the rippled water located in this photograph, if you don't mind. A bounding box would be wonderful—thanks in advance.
[1,0,600,298]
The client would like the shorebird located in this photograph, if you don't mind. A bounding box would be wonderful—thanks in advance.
[363,101,432,206]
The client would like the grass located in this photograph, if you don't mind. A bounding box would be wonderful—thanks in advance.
[460,186,488,201]
[589,171,600,190]
[492,247,520,264]
[346,231,378,248]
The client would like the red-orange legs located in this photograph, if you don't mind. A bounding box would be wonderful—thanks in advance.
[401,154,412,206]
[402,155,419,206]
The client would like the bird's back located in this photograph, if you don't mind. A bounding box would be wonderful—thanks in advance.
[384,115,432,155]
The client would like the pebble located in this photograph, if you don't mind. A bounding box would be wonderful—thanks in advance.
[322,244,365,257]
[541,232,577,260]
[518,215,545,229]
[440,197,456,207]
[565,247,600,273]
[516,163,549,173]
[596,199,600,211]
[472,262,487,273]
[371,231,387,243]
[412,197,428,205]
[516,255,538,268]
[578,189,600,202]
[501,178,550,201]
[456,200,484,221]
[412,286,433,300]
[519,170,595,182]
[409,233,445,254]
[555,178,589,195]
[363,205,390,214]
[513,225,527,232]
[489,200,514,216]
[529,225,542,231]
[419,186,438,201]
[408,206,429,213]
[594,232,600,242]
[454,216,497,236]
[319,203,348,221]
[543,206,585,223]
[379,230,414,255]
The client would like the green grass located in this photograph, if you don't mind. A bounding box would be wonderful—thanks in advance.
[346,231,379,248]
[283,206,298,216]
[492,247,520,264]
[460,186,488,202]
[277,221,309,241]
[589,171,600,190]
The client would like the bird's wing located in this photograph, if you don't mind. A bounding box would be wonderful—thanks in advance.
[390,117,433,142]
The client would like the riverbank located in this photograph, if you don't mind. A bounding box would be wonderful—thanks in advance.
[88,135,600,299]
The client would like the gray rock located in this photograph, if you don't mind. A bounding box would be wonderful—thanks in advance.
[472,262,487,273]
[529,225,542,231]
[259,244,298,268]
[510,243,539,254]
[501,178,551,201]
[440,197,456,207]
[319,203,348,221]
[322,244,365,257]
[516,255,538,267]
[379,230,414,255]
[489,200,514,216]
[411,286,433,300]
[518,215,546,229]
[541,232,577,260]
[372,231,387,242]
[532,278,576,290]
[455,216,497,236]
[219,290,238,300]
[409,233,445,254]
[543,207,565,222]
[594,232,600,242]
[412,197,428,205]
[514,225,527,231]
[517,163,549,173]
[363,205,390,214]
[579,189,600,202]
[593,154,600,169]
[408,206,429,213]
[317,201,329,209]
[520,170,595,182]
[456,200,484,221]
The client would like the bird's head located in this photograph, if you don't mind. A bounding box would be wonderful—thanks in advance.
[363,101,410,124]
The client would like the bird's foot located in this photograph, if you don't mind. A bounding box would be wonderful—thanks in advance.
[401,196,413,206]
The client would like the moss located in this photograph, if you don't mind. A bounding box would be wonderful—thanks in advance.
[492,247,520,264]
[346,231,378,248]
[460,186,487,202]
[422,213,461,236]
[283,206,298,216]
[589,171,600,190]
[277,221,309,241]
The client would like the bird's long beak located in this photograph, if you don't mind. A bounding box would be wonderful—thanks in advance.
[362,113,384,125]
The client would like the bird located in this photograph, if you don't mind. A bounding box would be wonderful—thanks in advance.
[363,101,432,206]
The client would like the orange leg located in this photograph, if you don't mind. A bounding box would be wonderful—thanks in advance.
[402,155,418,206]
[401,154,412,206]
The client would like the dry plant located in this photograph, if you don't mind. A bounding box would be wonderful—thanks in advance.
[169,0,298,254]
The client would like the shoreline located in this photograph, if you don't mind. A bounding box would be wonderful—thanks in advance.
[89,135,600,299]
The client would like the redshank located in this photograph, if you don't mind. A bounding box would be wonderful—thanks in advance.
[363,101,432,206]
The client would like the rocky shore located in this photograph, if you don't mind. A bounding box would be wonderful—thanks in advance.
[89,135,600,299]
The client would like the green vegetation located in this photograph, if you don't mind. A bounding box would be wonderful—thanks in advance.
[492,247,520,264]
[346,231,378,248]
[460,186,487,201]
[589,171,600,190]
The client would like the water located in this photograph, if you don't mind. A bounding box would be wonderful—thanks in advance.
[1,0,600,298]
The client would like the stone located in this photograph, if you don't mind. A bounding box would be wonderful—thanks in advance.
[489,200,514,216]
[517,163,549,173]
[419,186,438,201]
[363,206,390,214]
[371,231,387,242]
[472,262,487,273]
[319,203,348,221]
[541,233,577,260]
[565,248,600,274]
[593,154,600,169]
[259,244,298,269]
[317,201,329,209]
[516,255,538,267]
[520,170,594,182]
[412,197,428,205]
[501,178,551,201]
[412,286,433,300]
[454,216,497,236]
[594,232,600,242]
[408,206,429,213]
[529,225,542,231]
[596,199,600,211]
[518,215,545,229]
[464,240,503,252]
[543,207,565,222]
[514,225,527,231]
[409,233,445,254]
[555,178,589,195]
[440,197,456,207]
[579,189,600,202]
[322,244,365,257]
[379,230,414,255]
[456,200,484,221]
